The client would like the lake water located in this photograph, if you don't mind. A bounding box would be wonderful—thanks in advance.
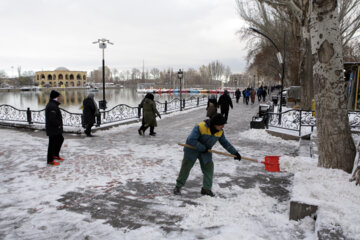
[0,88,209,113]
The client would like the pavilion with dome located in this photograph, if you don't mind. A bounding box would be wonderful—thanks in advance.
[36,67,87,87]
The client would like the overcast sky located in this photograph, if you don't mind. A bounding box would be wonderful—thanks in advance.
[0,0,247,77]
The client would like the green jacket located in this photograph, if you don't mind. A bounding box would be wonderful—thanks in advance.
[184,120,238,164]
[142,98,160,127]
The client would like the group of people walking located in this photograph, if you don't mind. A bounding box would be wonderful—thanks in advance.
[44,89,242,198]
[234,86,269,105]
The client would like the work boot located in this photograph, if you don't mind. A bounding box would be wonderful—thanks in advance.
[173,186,181,195]
[201,188,215,197]
[53,156,64,161]
[47,161,60,166]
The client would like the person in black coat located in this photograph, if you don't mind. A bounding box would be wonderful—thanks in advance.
[218,90,233,123]
[82,93,98,137]
[45,90,64,166]
[235,88,241,103]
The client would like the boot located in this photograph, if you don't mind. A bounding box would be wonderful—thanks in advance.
[201,188,215,197]
[173,186,181,195]
[149,126,156,136]
[47,161,60,166]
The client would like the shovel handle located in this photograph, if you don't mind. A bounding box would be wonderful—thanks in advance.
[178,143,259,163]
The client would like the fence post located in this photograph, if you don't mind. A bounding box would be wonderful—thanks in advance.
[27,107,32,124]
[183,99,186,109]
[197,97,199,106]
[165,101,167,113]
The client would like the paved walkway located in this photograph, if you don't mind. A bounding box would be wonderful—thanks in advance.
[0,99,304,239]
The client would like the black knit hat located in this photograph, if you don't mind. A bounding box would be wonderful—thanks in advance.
[210,113,226,126]
[50,90,60,99]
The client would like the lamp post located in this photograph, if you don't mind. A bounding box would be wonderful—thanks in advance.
[92,38,113,113]
[177,69,183,111]
[249,28,285,118]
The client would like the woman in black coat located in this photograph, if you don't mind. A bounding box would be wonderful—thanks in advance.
[82,93,98,137]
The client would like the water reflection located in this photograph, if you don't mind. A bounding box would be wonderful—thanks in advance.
[0,88,208,113]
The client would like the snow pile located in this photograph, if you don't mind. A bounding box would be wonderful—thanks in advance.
[280,155,360,239]
[239,129,298,147]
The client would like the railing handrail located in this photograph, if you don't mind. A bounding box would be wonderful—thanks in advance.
[267,108,360,136]
[0,95,214,129]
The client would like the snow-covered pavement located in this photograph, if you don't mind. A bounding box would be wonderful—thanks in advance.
[1,100,360,239]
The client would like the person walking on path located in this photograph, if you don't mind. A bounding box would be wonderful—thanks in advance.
[206,95,218,118]
[244,89,250,105]
[242,89,246,104]
[173,114,241,197]
[217,90,233,123]
[235,88,241,103]
[261,87,267,102]
[257,87,263,102]
[45,90,64,166]
[138,93,161,136]
[82,93,99,137]
[250,88,256,104]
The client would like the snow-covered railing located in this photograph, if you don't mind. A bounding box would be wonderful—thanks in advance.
[268,109,360,136]
[155,95,208,113]
[0,96,210,128]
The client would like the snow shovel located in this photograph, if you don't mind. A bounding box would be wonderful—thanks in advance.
[178,143,280,172]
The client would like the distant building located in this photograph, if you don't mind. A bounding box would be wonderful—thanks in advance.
[36,67,87,87]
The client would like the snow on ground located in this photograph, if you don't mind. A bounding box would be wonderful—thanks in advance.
[0,101,359,239]
[281,155,360,238]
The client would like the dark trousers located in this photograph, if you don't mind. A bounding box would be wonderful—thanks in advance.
[176,156,214,190]
[85,123,94,136]
[236,97,240,103]
[221,109,229,123]
[47,134,64,163]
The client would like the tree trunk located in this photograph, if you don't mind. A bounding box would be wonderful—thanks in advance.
[310,0,355,173]
[299,1,314,111]
[299,35,314,110]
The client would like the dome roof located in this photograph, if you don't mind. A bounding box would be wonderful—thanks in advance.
[55,67,69,71]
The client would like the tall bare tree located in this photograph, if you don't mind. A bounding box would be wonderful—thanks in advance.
[131,68,141,80]
[224,66,232,83]
[0,70,7,78]
[208,60,225,81]
[199,65,211,83]
[310,0,355,173]
[150,68,160,79]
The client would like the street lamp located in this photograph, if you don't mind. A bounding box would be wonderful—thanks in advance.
[177,69,183,111]
[92,38,113,112]
[249,28,285,117]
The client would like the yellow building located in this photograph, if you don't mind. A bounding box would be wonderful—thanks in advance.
[36,67,87,87]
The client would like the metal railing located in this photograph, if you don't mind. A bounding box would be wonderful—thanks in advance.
[268,109,360,136]
[0,95,210,128]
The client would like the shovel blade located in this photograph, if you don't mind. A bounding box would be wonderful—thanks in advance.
[262,156,280,172]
